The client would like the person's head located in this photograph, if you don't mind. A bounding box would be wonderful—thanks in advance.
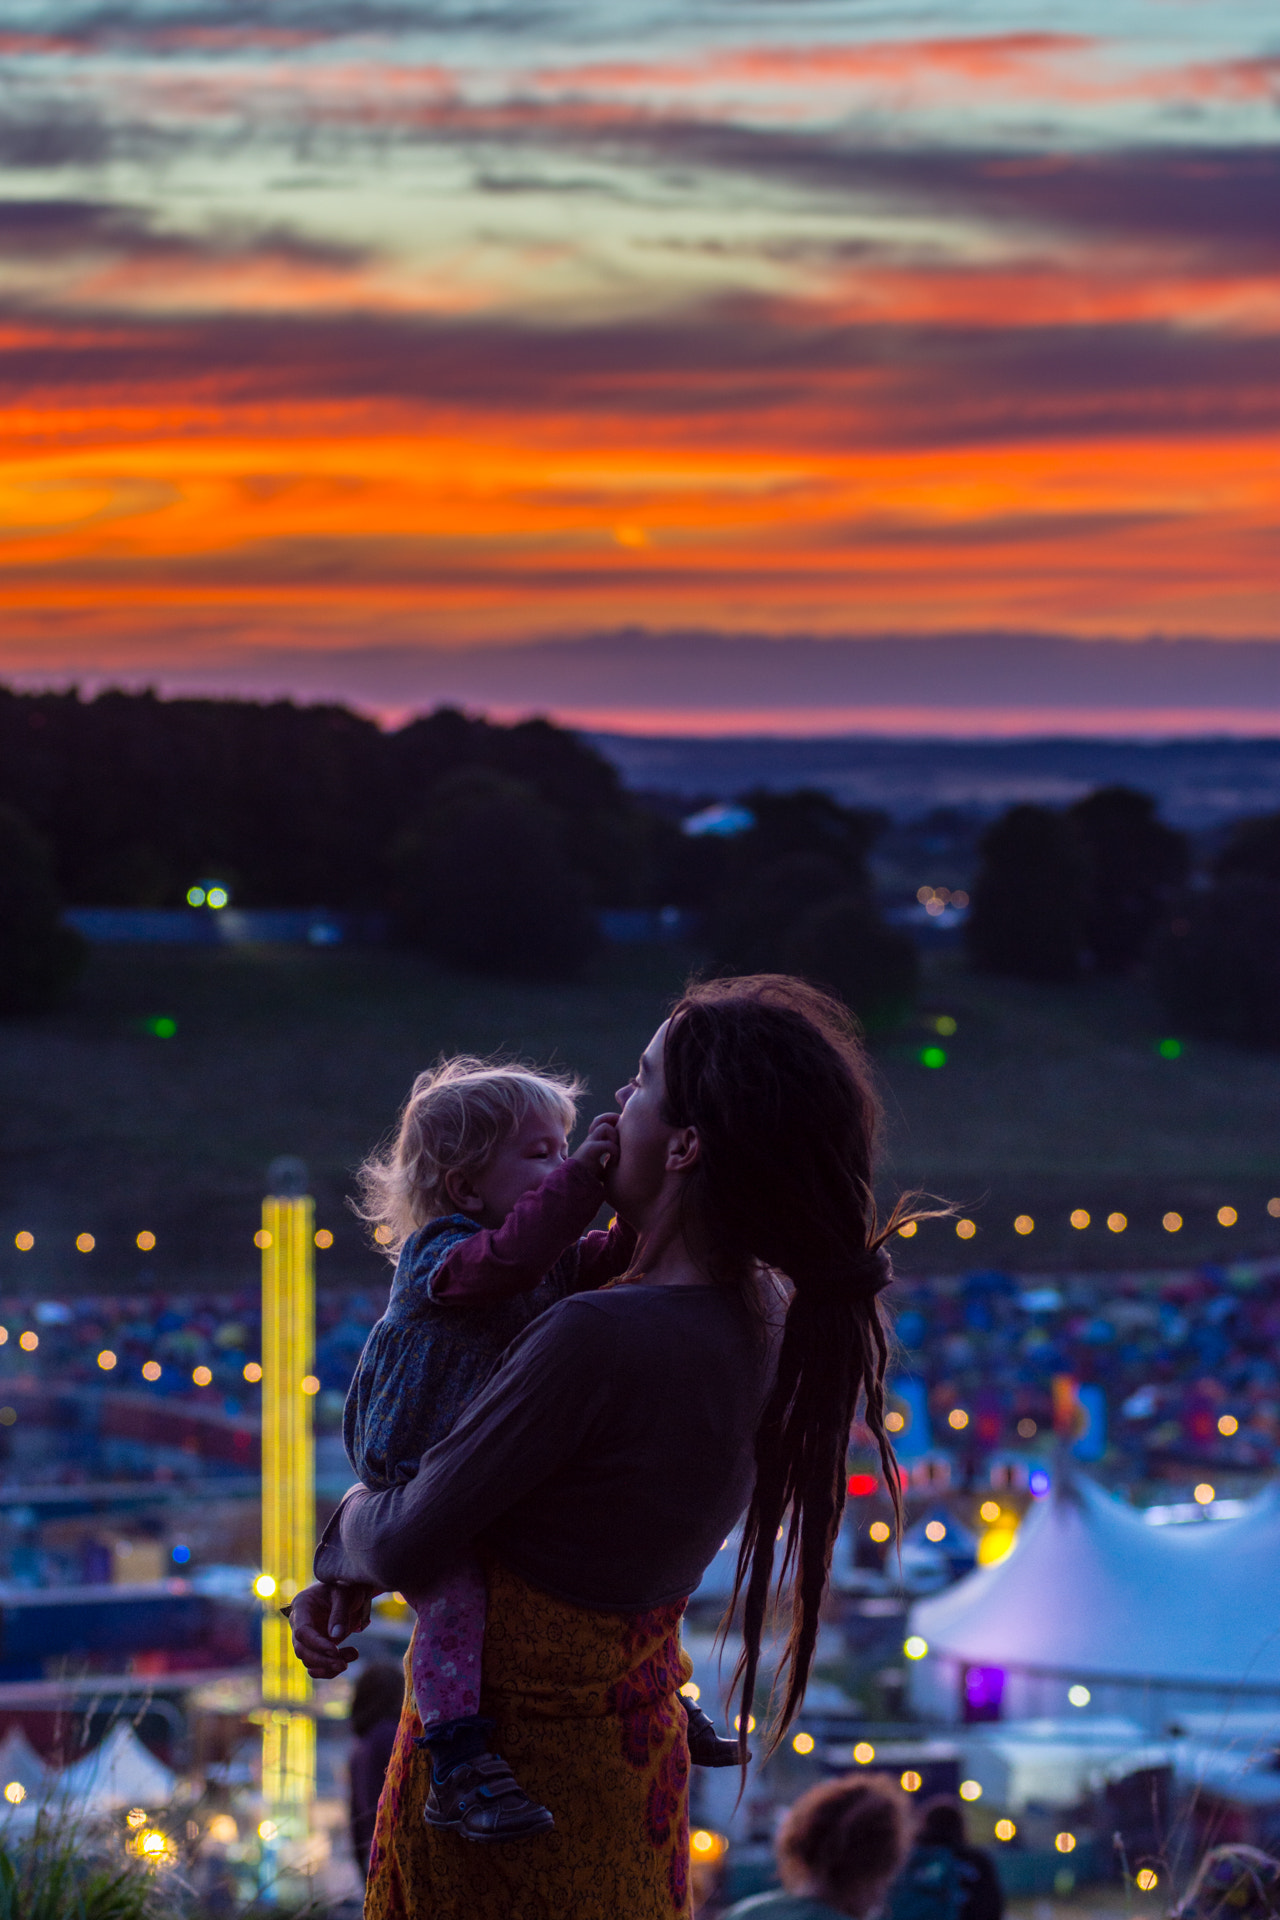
[349,1662,406,1738]
[777,1774,912,1917]
[918,1798,967,1849]
[612,976,916,1753]
[356,1056,581,1252]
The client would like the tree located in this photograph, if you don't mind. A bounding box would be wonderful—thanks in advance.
[0,805,86,1014]
[785,894,919,1033]
[966,804,1088,982]
[391,771,599,980]
[1215,811,1280,886]
[1068,786,1190,974]
[707,853,849,975]
[1154,877,1280,1048]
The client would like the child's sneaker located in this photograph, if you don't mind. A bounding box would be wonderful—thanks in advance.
[684,1699,744,1767]
[424,1750,555,1841]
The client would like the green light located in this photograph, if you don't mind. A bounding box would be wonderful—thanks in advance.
[206,885,230,910]
[1157,1037,1183,1060]
[935,1015,957,1036]
[146,1016,177,1039]
[186,886,206,907]
[920,1046,947,1069]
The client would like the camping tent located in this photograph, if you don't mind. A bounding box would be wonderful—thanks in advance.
[53,1725,177,1814]
[909,1472,1280,1730]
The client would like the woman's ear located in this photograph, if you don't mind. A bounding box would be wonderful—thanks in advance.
[665,1126,700,1175]
[444,1167,484,1214]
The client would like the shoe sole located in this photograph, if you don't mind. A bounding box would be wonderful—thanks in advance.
[425,1813,556,1841]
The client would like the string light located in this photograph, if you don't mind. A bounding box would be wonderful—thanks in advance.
[1055,1833,1077,1854]
[1068,1684,1091,1707]
[1194,1483,1215,1505]
[869,1521,891,1544]
[1163,1212,1182,1232]
[959,1781,982,1801]
[1013,1215,1034,1235]
[1218,1206,1238,1227]
[853,1742,875,1764]
[1136,1870,1159,1892]
[243,1361,263,1383]
[995,1820,1016,1842]
[1018,1417,1037,1438]
[1107,1212,1127,1233]
[925,1520,947,1542]
[1070,1210,1090,1229]
[793,1732,815,1755]
[142,1361,161,1382]
[314,1229,333,1249]
[136,1230,156,1251]
[97,1350,117,1371]
[75,1233,95,1253]
[979,1501,1001,1523]
[192,1365,212,1387]
[948,1408,969,1430]
[1219,1414,1239,1436]
[18,1332,37,1352]
[900,1771,922,1792]
[897,1222,918,1239]
[904,1637,928,1660]
[14,1233,33,1252]
[885,1410,905,1432]
[956,1219,976,1240]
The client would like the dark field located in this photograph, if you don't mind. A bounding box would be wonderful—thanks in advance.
[2,943,1277,1295]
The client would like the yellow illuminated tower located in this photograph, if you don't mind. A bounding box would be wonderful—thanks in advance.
[259,1162,316,1819]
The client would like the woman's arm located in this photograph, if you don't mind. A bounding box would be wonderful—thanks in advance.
[316,1297,617,1593]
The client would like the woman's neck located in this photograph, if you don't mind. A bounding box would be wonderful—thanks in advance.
[631,1225,711,1289]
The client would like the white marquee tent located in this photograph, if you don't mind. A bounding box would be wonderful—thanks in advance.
[910,1472,1280,1730]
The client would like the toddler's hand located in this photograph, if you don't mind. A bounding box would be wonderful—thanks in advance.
[572,1112,620,1180]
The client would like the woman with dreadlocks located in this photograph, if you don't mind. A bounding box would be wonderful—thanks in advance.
[289,976,917,1920]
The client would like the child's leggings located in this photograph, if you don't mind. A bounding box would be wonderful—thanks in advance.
[404,1553,487,1735]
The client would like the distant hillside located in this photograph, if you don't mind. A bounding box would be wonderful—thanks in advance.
[590,734,1280,831]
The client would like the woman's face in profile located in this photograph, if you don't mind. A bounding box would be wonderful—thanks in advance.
[606,1020,672,1220]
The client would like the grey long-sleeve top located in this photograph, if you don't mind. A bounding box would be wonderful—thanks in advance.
[316,1280,777,1612]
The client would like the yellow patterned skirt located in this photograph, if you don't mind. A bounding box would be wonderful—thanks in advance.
[364,1559,694,1920]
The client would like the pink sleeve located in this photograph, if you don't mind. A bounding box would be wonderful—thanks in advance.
[430,1159,608,1304]
[571,1217,639,1293]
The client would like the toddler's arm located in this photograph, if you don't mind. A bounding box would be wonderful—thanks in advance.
[430,1128,615,1304]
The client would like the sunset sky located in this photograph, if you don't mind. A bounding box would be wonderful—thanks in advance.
[1,0,1277,732]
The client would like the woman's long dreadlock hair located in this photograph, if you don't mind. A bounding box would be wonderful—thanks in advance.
[661,976,932,1761]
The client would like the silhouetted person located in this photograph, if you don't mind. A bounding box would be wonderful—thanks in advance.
[890,1798,1004,1920]
[348,1664,406,1874]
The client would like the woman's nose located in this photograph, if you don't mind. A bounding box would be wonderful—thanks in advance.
[615,1081,634,1107]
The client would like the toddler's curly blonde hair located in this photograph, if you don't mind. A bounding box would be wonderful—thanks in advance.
[355,1055,582,1257]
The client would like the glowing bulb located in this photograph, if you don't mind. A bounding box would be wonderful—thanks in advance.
[793,1732,815,1755]
[1068,1684,1091,1707]
[925,1520,947,1543]
[869,1521,891,1544]
[885,1411,905,1432]
[1055,1833,1077,1854]
[314,1228,333,1249]
[243,1360,262,1382]
[97,1350,117,1371]
[374,1225,393,1245]
[1107,1212,1127,1233]
[301,1374,320,1395]
[904,1636,928,1660]
[980,1501,1001,1524]
[1070,1209,1090,1229]
[254,1229,272,1250]
[690,1830,725,1861]
[186,886,206,907]
[1136,1870,1159,1892]
[139,1831,167,1858]
[1014,1215,1034,1235]
[1219,1414,1239,1436]
[18,1332,37,1352]
[920,1047,946,1069]
[733,1714,756,1734]
[142,1361,161,1382]
[959,1780,982,1801]
[126,1808,148,1829]
[936,1015,957,1036]
[956,1219,977,1240]
[901,1770,922,1792]
[207,1815,237,1844]
[1017,1417,1037,1438]
[136,1230,156,1251]
[206,886,229,910]
[1194,1483,1215,1506]
[253,1573,277,1599]
[192,1365,212,1387]
[680,1682,701,1702]
[14,1232,33,1252]
[1268,1198,1280,1218]
[853,1742,875,1764]
[995,1820,1016,1842]
[3,1783,25,1805]
[1218,1206,1238,1227]
[258,1820,278,1842]
[948,1408,969,1430]
[76,1233,95,1252]
[1163,1212,1183,1232]
[897,1221,918,1239]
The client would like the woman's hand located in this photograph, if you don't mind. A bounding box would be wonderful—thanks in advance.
[287,1581,375,1678]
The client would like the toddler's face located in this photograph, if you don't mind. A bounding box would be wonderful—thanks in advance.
[464,1110,570,1226]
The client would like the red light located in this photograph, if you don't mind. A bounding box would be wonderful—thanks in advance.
[847,1473,877,1497]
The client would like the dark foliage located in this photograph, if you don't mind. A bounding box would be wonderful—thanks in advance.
[732,788,886,876]
[391,771,599,980]
[1215,810,1280,887]
[966,804,1089,982]
[1068,785,1190,973]
[1154,877,1280,1049]
[784,895,920,1034]
[0,688,633,912]
[708,853,849,974]
[0,805,86,1015]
